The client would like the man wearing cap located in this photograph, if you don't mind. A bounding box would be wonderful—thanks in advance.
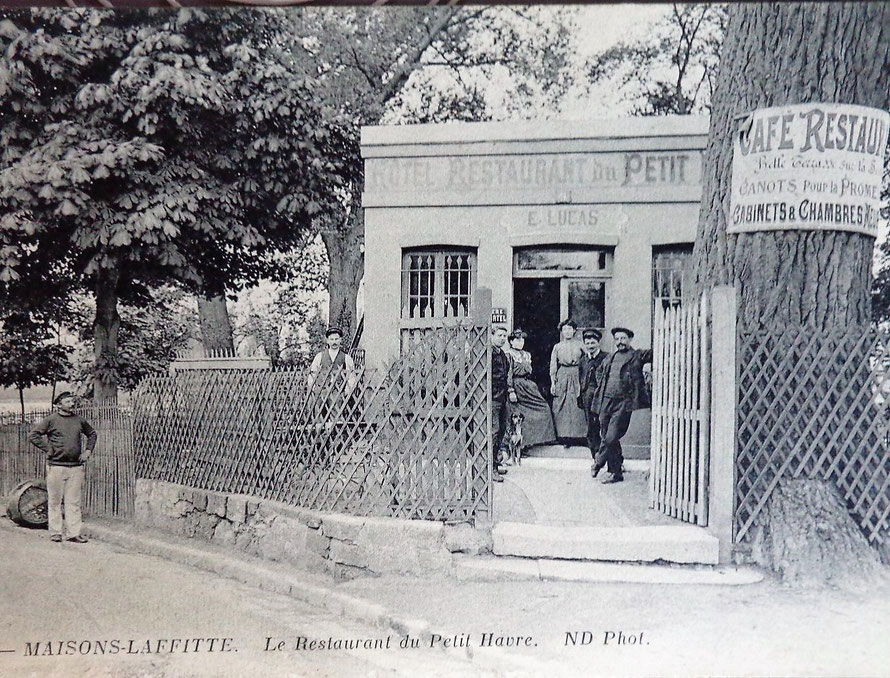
[591,327,652,484]
[307,326,356,390]
[27,392,97,543]
[490,324,516,482]
[578,328,609,470]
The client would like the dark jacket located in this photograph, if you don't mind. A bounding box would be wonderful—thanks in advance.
[579,350,609,413]
[28,412,97,467]
[491,345,514,403]
[594,347,653,413]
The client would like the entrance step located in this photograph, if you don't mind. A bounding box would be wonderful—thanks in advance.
[492,521,719,565]
[454,554,762,585]
[519,457,649,473]
[493,457,673,528]
[525,443,650,460]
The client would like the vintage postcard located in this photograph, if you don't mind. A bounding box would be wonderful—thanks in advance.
[1,2,889,677]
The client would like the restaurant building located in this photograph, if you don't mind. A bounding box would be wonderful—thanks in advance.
[360,117,708,453]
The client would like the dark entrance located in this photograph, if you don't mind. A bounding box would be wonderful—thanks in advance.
[512,278,560,397]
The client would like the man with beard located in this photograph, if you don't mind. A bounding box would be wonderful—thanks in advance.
[591,327,652,484]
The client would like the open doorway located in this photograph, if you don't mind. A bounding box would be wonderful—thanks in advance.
[512,246,612,397]
[513,278,560,397]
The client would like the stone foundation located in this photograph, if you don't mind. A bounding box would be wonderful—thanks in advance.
[135,479,492,578]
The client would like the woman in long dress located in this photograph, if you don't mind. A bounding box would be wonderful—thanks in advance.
[505,329,557,449]
[549,319,587,442]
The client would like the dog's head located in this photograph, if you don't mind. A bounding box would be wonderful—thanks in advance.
[509,411,525,426]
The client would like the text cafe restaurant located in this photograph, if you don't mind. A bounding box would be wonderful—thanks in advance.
[359,117,707,453]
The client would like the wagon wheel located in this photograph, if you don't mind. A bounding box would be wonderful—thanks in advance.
[6,480,49,528]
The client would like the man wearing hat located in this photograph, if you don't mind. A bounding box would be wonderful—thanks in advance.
[489,324,516,482]
[578,328,609,470]
[307,325,356,390]
[591,327,652,484]
[27,392,97,543]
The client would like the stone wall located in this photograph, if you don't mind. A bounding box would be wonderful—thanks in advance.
[135,479,491,579]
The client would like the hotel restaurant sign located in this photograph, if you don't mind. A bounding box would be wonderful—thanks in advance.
[365,152,700,192]
[729,103,889,237]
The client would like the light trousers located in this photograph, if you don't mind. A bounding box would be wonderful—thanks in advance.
[46,464,84,538]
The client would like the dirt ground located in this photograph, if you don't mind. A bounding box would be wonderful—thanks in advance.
[340,568,890,677]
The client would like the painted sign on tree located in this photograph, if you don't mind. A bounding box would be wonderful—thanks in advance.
[730,104,888,237]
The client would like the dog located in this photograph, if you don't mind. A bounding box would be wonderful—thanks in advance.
[500,410,525,466]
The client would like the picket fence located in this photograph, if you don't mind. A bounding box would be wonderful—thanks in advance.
[649,294,710,526]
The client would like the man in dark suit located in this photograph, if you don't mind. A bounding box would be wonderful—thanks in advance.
[490,325,516,483]
[592,327,652,484]
[578,328,609,477]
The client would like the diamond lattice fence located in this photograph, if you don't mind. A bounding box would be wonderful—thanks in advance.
[133,324,492,522]
[737,326,890,544]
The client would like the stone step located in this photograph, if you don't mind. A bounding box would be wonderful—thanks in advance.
[492,521,720,565]
[518,457,649,473]
[524,444,650,460]
[453,554,761,585]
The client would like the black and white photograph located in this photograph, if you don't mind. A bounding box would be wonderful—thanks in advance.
[1,2,889,676]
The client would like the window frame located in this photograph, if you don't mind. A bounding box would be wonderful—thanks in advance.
[652,243,694,312]
[400,247,477,328]
[512,245,614,279]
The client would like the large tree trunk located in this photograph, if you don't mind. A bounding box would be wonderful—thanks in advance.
[321,205,364,341]
[93,264,121,405]
[693,3,890,581]
[197,279,235,356]
[750,479,884,587]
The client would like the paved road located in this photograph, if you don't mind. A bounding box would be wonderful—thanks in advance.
[0,523,490,677]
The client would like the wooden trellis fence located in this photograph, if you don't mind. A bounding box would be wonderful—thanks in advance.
[650,293,710,526]
[133,323,492,522]
[736,326,890,544]
[0,406,135,519]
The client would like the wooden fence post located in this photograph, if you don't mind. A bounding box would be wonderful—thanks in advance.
[471,287,493,523]
[708,285,738,563]
[471,287,492,327]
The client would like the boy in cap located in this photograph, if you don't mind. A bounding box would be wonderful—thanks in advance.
[490,324,516,482]
[28,392,97,543]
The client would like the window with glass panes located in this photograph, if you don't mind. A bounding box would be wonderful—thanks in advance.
[401,249,476,321]
[652,244,693,310]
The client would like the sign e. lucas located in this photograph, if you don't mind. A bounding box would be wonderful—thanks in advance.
[729,103,889,237]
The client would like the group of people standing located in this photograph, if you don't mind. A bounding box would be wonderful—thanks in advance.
[491,319,652,485]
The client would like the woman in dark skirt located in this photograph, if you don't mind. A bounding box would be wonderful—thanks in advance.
[505,329,557,450]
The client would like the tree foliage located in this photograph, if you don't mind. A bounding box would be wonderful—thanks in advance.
[585,3,726,115]
[68,286,197,391]
[290,7,576,125]
[230,236,329,366]
[278,7,579,335]
[0,312,70,419]
[0,8,356,399]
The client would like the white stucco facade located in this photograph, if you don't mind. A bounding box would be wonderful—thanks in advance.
[361,116,709,370]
